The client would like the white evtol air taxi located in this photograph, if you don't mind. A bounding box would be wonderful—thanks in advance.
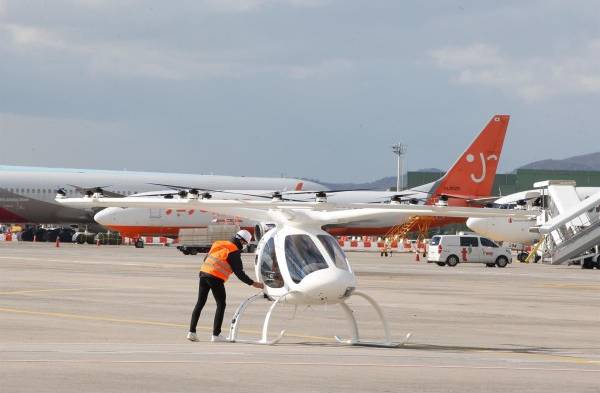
[56,191,535,346]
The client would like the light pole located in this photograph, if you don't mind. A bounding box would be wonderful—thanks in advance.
[392,143,407,191]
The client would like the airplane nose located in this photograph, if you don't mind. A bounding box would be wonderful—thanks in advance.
[94,207,122,225]
[466,217,484,233]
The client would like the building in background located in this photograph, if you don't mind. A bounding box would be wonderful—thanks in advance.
[407,169,600,196]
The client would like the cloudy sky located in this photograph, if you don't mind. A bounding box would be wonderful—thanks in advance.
[2,0,600,182]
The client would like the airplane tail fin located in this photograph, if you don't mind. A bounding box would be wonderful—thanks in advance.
[431,115,509,199]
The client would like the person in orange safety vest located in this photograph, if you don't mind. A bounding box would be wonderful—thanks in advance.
[187,229,263,343]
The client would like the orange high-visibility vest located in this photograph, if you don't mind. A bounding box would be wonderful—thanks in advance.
[200,240,238,281]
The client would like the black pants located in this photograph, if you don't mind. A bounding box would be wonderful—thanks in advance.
[189,273,226,336]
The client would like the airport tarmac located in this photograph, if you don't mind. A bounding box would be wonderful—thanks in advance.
[1,242,599,392]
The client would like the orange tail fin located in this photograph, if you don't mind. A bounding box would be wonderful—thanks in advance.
[432,114,509,199]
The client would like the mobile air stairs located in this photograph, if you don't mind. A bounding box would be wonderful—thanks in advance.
[530,181,600,269]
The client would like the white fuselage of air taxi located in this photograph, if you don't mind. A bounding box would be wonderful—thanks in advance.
[255,225,357,305]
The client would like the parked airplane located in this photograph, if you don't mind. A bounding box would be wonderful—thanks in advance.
[92,115,510,239]
[0,165,321,225]
[55,189,535,346]
[466,186,600,245]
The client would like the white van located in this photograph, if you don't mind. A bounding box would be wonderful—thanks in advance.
[427,235,512,268]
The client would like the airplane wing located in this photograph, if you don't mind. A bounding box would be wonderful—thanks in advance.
[55,195,539,225]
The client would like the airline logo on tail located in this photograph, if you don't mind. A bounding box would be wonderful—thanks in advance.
[467,151,498,184]
[432,115,509,200]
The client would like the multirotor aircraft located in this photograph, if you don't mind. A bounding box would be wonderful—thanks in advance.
[56,191,535,347]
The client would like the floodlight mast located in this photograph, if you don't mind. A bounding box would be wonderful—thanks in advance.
[392,143,407,191]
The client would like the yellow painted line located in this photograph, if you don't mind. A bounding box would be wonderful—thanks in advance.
[0,307,189,328]
[541,283,600,291]
[4,360,598,372]
[224,361,600,371]
[475,349,600,365]
[0,307,329,341]
[0,288,108,296]
[0,256,190,269]
[0,306,599,365]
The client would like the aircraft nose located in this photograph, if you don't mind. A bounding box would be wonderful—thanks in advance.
[466,217,485,233]
[94,207,122,225]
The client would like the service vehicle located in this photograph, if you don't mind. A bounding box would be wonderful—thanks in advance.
[427,234,512,267]
[177,224,257,255]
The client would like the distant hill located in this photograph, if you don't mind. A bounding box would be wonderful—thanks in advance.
[306,169,444,191]
[519,152,600,171]
[415,168,444,173]
[307,153,600,191]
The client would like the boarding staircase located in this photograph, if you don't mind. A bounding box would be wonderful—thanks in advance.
[533,182,600,265]
[385,216,433,241]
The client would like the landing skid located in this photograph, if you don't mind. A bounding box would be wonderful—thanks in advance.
[227,292,294,345]
[334,291,411,348]
[226,291,410,347]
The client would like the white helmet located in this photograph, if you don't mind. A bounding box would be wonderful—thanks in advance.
[235,229,252,244]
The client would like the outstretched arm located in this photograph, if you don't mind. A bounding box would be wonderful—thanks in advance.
[227,251,257,286]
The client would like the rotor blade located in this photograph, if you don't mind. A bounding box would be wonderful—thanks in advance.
[283,188,373,195]
[147,182,193,190]
[56,196,541,225]
[146,183,308,202]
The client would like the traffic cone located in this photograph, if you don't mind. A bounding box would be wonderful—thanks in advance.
[415,252,420,262]
[33,235,37,243]
[55,237,60,248]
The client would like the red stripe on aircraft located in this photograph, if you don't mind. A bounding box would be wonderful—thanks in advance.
[0,208,28,223]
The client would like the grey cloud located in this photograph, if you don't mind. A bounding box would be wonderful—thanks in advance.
[431,40,600,101]
[2,0,600,181]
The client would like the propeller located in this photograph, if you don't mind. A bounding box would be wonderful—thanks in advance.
[386,195,423,204]
[83,187,104,197]
[271,191,284,201]
[315,191,328,202]
[64,184,134,198]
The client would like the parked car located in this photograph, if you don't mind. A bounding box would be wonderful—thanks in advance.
[427,235,512,268]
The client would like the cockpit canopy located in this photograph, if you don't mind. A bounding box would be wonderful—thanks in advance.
[258,231,350,288]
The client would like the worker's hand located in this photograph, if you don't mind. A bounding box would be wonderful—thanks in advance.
[252,281,264,289]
